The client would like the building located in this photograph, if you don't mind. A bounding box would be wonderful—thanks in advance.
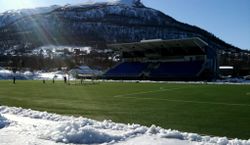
[104,37,218,81]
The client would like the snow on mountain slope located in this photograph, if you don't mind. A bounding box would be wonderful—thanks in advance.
[0,5,59,28]
[0,0,237,51]
[0,106,249,145]
[108,0,144,7]
[0,0,143,28]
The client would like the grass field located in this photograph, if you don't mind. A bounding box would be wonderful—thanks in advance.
[0,80,250,139]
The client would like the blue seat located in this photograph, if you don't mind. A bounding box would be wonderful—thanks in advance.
[150,61,204,77]
[105,62,147,77]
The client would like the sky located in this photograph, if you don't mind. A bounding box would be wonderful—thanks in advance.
[0,0,249,50]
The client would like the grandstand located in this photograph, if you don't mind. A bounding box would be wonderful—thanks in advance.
[104,37,218,81]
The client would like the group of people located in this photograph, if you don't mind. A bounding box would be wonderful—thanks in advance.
[12,75,68,84]
[42,75,68,84]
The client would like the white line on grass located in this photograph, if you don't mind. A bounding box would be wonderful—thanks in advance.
[113,87,250,107]
[113,87,183,98]
[117,96,250,107]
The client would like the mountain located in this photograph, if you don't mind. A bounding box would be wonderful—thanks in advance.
[0,0,242,53]
[0,5,59,28]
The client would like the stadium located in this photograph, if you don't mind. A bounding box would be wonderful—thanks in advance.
[0,0,250,145]
[104,37,217,81]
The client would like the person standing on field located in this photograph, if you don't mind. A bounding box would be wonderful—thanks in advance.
[12,69,16,84]
[13,76,16,84]
[64,75,67,84]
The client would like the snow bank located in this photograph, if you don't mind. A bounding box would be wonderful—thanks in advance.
[34,71,65,80]
[1,67,249,85]
[40,123,123,144]
[216,78,250,84]
[0,69,13,76]
[0,114,10,129]
[0,106,69,121]
[0,69,34,80]
[0,69,66,80]
[0,106,250,145]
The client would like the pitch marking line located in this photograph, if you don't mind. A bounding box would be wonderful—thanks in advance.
[113,87,184,98]
[114,87,250,107]
[247,92,250,95]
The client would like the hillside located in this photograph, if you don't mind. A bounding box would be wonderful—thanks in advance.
[0,0,241,53]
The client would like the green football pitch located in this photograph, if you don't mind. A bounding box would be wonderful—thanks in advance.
[0,80,250,139]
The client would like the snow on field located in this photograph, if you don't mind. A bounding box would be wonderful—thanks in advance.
[0,106,249,145]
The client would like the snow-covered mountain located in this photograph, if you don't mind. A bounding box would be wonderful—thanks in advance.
[0,0,142,29]
[0,0,241,52]
[0,5,59,28]
[108,0,144,7]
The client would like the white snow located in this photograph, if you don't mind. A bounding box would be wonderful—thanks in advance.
[0,69,12,76]
[0,114,10,129]
[0,0,145,28]
[35,71,66,80]
[1,67,250,85]
[0,68,66,80]
[32,45,92,57]
[72,0,142,7]
[0,67,103,80]
[0,106,249,145]
[1,68,250,84]
[0,5,59,28]
[108,0,137,6]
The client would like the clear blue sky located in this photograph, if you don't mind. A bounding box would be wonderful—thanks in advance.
[0,0,249,50]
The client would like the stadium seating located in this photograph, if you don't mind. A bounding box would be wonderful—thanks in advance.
[150,61,204,78]
[105,62,148,77]
[104,61,204,79]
